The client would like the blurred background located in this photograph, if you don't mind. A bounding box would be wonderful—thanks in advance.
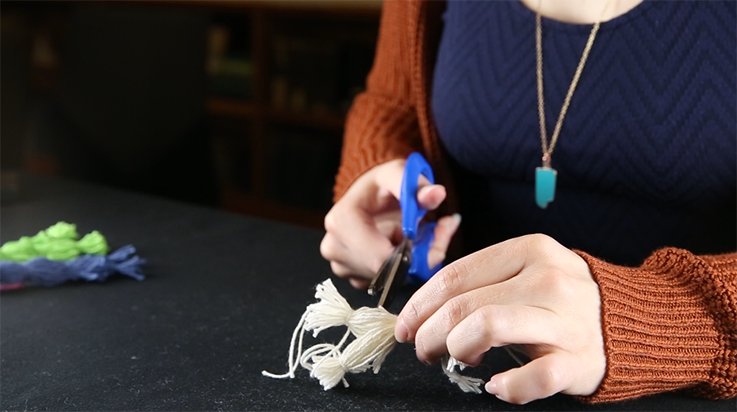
[1,0,381,228]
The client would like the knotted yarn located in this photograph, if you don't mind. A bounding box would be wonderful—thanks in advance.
[262,279,485,393]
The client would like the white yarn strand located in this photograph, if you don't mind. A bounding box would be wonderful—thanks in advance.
[261,311,307,380]
[442,355,485,394]
[262,279,484,394]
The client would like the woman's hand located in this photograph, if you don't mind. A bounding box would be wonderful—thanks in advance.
[395,234,606,404]
[320,159,461,289]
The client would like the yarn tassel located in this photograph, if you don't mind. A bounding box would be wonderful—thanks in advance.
[263,279,485,393]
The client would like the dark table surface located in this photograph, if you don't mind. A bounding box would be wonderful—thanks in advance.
[1,173,734,411]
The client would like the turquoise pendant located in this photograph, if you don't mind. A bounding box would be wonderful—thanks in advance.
[535,166,557,209]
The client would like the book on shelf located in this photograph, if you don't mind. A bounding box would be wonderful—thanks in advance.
[207,23,253,100]
[270,34,373,116]
[210,121,252,194]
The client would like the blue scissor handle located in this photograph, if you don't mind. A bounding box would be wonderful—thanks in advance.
[400,152,442,284]
[407,221,441,284]
[401,152,434,240]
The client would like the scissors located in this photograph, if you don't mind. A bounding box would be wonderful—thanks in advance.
[368,152,442,309]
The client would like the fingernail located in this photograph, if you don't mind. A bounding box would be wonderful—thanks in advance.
[448,213,462,230]
[395,318,409,343]
[485,379,498,395]
[416,342,433,365]
[434,252,446,263]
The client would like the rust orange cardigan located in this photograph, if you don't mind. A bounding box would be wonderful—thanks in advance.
[333,0,736,403]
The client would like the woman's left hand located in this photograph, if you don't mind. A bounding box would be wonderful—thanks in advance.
[395,234,606,404]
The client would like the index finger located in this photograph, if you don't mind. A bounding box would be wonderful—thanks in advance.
[395,236,530,343]
[374,162,444,211]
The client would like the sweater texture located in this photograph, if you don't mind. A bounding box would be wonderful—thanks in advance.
[334,0,736,403]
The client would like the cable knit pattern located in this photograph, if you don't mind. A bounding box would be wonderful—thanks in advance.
[335,0,736,402]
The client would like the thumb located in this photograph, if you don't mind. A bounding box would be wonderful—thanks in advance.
[485,353,573,404]
[417,183,447,211]
[373,159,445,211]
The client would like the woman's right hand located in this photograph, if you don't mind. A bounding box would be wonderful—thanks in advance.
[320,159,461,289]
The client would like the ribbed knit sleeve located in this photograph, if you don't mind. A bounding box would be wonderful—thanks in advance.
[575,249,737,403]
[333,0,424,202]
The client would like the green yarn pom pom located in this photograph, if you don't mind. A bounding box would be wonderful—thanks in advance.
[0,237,37,262]
[0,222,109,262]
[46,222,79,240]
[77,231,109,255]
[30,231,55,255]
[46,239,81,261]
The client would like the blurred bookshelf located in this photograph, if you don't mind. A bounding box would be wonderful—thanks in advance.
[201,1,380,228]
[8,0,381,229]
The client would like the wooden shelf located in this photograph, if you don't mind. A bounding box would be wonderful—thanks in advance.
[205,4,376,225]
[207,97,346,131]
[269,108,346,131]
[11,0,378,227]
[141,0,382,15]
[220,189,326,229]
[207,98,260,118]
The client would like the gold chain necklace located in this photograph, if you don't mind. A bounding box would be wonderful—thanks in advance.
[534,0,613,208]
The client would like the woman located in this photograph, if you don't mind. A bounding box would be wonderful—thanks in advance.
[320,0,736,404]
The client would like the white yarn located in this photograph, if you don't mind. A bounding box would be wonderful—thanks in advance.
[262,279,484,393]
[443,355,485,394]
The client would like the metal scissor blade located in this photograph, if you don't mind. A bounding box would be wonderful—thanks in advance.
[368,239,412,309]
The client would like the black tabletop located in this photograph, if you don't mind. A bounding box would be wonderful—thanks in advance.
[1,173,734,411]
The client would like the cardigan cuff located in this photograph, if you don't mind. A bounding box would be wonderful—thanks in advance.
[574,248,735,403]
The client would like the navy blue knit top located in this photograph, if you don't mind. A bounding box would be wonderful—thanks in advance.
[431,0,736,265]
